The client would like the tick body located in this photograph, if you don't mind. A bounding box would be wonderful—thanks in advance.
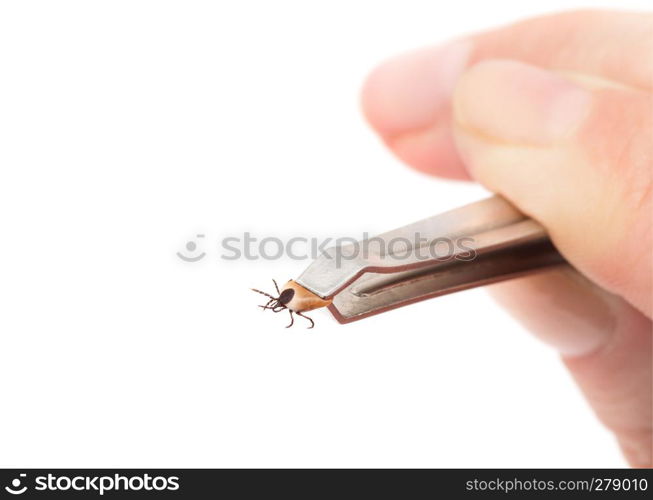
[251,279,332,328]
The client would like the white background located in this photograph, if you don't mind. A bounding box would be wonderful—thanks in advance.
[0,0,648,467]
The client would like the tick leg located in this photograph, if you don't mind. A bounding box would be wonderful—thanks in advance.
[296,311,314,329]
[260,302,283,311]
[251,288,276,300]
[272,279,281,295]
[286,310,294,328]
[259,300,276,311]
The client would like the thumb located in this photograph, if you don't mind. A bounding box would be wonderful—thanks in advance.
[452,59,652,316]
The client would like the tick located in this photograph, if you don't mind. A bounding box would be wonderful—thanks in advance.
[251,279,332,328]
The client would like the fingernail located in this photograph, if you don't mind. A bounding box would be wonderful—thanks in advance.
[362,40,472,138]
[453,60,591,145]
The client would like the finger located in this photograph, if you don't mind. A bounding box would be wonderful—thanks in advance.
[452,59,652,316]
[489,269,652,467]
[491,269,615,357]
[361,43,473,179]
[361,10,653,177]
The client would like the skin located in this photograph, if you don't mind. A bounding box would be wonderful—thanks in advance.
[361,10,652,466]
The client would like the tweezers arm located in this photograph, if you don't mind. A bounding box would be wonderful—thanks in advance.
[296,195,566,323]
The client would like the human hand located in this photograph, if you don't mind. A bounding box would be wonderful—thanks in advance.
[361,10,652,467]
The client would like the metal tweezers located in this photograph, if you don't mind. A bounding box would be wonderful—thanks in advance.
[295,195,567,323]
